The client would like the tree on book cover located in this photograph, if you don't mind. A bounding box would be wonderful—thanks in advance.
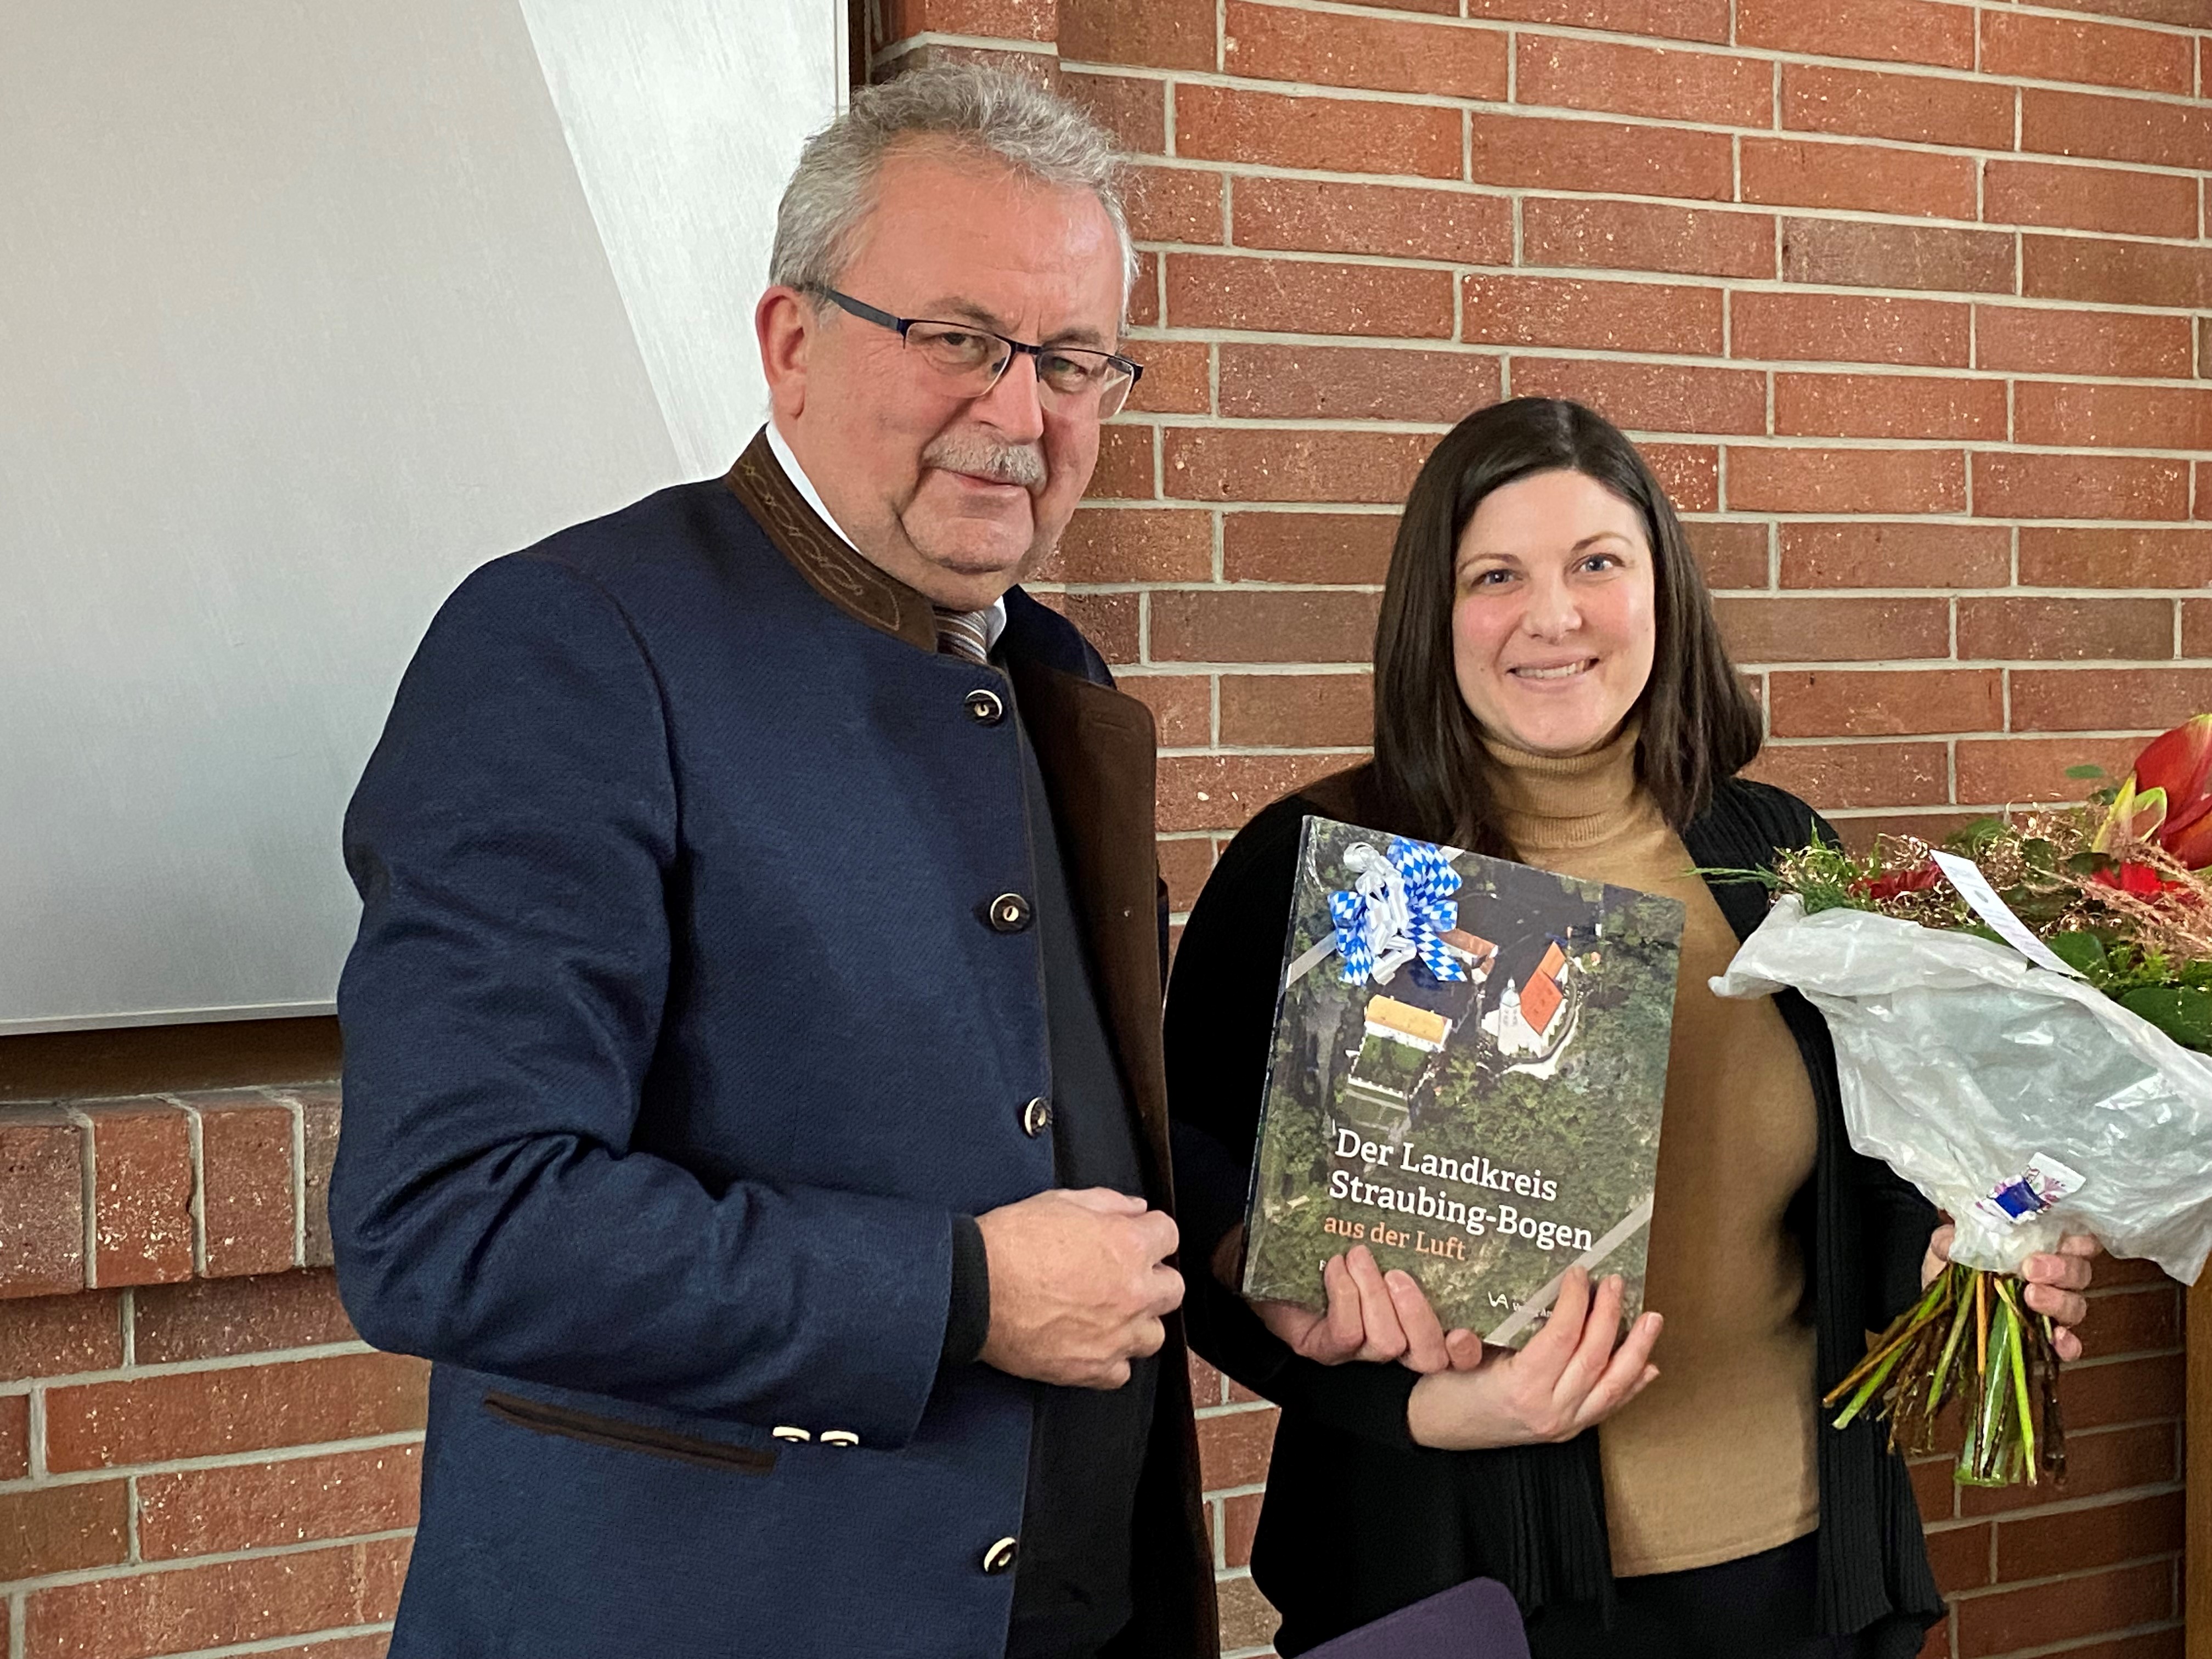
[1242,814,1685,1347]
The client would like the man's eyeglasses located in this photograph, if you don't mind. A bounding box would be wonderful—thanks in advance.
[810,287,1144,420]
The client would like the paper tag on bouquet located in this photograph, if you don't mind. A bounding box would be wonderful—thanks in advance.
[1971,1153,2087,1232]
[1929,851,2088,979]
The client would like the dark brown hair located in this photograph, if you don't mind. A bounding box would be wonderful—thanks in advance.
[1369,397,1760,854]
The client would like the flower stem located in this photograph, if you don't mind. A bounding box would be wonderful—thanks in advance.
[1833,1265,2067,1489]
[1974,1269,1989,1377]
[1928,1271,1974,1404]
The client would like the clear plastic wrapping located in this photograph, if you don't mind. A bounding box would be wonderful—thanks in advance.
[1712,896,2212,1283]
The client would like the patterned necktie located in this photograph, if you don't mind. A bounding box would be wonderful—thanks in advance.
[934,606,992,665]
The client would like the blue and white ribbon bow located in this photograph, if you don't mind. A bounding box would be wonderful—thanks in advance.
[1327,837,1468,985]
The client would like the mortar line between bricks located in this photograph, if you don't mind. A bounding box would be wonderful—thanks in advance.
[1073,500,1401,516]
[1951,1476,2188,1530]
[1235,0,2203,46]
[1080,66,2212,144]
[1082,511,2212,531]
[1119,664,1372,676]
[25,1388,45,1481]
[1942,1548,2189,1598]
[1963,1617,2188,1659]
[1141,235,2212,290]
[1135,156,2212,248]
[1120,345,2212,386]
[1757,725,2194,741]
[0,1429,424,1497]
[119,1286,134,1369]
[1130,164,2212,248]
[0,1526,417,1599]
[1214,0,2204,42]
[179,1098,207,1279]
[7,1594,21,1659]
[1070,29,2212,105]
[66,1104,96,1289]
[1164,730,2149,754]
[1194,1399,1278,1418]
[1161,744,1371,757]
[288,1094,306,1271]
[1125,421,2212,461]
[1056,577,2212,602]
[0,1336,379,1392]
[128,1619,398,1659]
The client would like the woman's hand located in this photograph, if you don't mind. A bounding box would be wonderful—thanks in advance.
[1228,1235,1482,1374]
[1404,1268,1662,1451]
[1922,1223,2100,1362]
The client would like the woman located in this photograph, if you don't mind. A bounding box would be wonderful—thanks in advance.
[1164,399,2097,1658]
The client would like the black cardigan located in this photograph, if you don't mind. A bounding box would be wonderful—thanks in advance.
[1164,771,1945,1657]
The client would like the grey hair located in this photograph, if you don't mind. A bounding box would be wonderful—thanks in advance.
[769,62,1137,306]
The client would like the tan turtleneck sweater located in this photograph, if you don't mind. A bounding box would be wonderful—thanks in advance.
[1485,723,1820,1577]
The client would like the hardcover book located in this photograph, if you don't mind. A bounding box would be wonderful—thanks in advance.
[1242,814,1686,1346]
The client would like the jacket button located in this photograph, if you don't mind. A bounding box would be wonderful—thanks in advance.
[981,1536,1019,1575]
[820,1429,860,1447]
[966,689,1005,726]
[1022,1097,1053,1137]
[771,1426,810,1442]
[986,893,1032,933]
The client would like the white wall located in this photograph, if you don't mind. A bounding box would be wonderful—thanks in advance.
[0,0,844,1031]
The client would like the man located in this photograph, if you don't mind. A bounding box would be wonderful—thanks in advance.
[331,64,1215,1659]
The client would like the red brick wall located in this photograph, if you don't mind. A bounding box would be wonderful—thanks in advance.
[872,1,2198,1654]
[1,1092,424,1657]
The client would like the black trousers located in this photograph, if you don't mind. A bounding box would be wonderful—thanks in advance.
[1526,1532,1876,1659]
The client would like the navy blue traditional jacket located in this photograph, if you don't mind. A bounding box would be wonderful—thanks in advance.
[332,434,1215,1659]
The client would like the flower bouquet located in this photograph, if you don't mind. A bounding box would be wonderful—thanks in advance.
[1708,716,2212,1487]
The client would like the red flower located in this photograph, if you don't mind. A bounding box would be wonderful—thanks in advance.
[2127,714,2212,869]
[2091,861,2191,899]
[1856,861,1942,901]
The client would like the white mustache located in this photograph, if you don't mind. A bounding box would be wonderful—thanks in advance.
[923,434,1046,489]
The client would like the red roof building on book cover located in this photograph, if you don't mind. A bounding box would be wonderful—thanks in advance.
[1520,941,1569,1036]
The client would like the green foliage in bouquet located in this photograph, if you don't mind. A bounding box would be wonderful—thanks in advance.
[1703,814,2212,1054]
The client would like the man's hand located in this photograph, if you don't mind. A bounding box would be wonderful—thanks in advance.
[1405,1268,1663,1451]
[977,1188,1183,1389]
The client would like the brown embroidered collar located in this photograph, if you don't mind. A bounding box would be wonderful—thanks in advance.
[723,431,940,654]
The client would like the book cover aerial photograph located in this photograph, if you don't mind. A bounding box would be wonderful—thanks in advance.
[1243,814,1686,1346]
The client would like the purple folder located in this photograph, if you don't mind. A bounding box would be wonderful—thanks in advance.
[1301,1578,1531,1659]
